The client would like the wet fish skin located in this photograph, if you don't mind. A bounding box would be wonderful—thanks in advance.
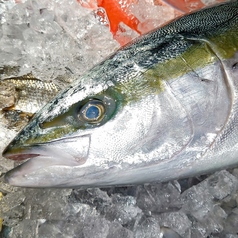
[0,74,60,113]
[3,1,238,187]
[0,73,61,130]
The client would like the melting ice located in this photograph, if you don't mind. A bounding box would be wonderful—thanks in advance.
[0,0,237,237]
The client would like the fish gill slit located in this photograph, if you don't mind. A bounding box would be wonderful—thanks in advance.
[186,36,235,154]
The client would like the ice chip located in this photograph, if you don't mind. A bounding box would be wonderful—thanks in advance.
[82,217,110,238]
[23,188,71,220]
[8,220,40,238]
[207,171,238,200]
[223,208,238,234]
[107,222,133,238]
[104,194,142,225]
[158,211,192,237]
[136,182,182,213]
[0,189,25,227]
[133,215,161,238]
[1,0,238,237]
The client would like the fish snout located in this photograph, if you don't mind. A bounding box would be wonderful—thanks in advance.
[3,135,91,187]
[2,142,40,161]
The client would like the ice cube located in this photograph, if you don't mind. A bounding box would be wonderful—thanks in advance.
[158,211,191,237]
[133,215,161,238]
[136,182,182,213]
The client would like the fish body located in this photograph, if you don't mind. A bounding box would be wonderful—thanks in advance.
[0,75,60,113]
[3,1,238,188]
[0,73,61,130]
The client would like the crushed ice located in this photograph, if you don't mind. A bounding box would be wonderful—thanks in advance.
[0,0,237,237]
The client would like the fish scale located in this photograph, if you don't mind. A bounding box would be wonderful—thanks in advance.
[0,74,60,113]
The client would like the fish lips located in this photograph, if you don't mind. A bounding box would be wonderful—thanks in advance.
[3,135,91,186]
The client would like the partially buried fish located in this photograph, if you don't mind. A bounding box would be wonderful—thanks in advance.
[3,1,238,188]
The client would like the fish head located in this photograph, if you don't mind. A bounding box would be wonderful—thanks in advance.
[2,62,165,187]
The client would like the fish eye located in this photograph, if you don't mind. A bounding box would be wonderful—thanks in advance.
[79,99,105,123]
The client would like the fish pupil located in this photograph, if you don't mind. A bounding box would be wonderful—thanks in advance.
[86,105,100,119]
[80,99,105,124]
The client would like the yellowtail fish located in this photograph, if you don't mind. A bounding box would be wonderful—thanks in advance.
[2,1,238,187]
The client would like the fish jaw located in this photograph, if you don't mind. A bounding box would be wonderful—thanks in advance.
[3,135,91,187]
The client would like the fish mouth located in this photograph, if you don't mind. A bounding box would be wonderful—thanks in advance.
[3,135,91,187]
[2,135,42,161]
[3,145,40,161]
[5,153,39,161]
